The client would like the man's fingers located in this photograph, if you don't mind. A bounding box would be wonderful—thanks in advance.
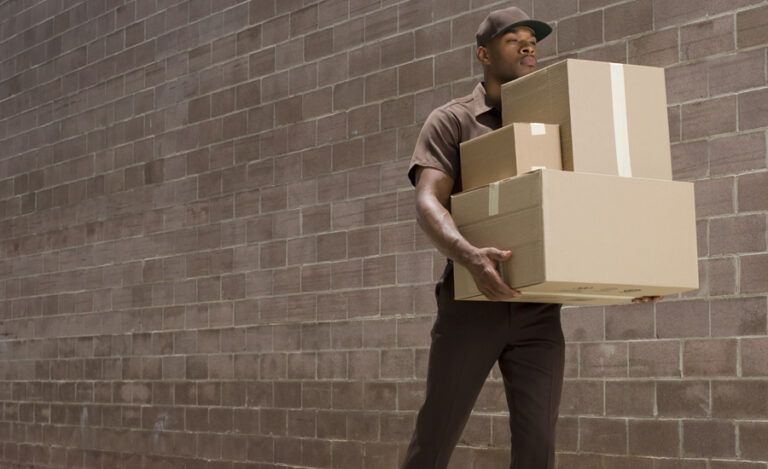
[480,269,520,299]
[485,248,513,261]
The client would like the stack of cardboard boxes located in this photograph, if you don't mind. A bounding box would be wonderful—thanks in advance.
[452,59,699,306]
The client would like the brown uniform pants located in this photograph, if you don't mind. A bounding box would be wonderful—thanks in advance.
[402,262,565,469]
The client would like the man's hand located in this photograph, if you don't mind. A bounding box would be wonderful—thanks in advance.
[631,295,662,304]
[464,247,522,300]
[413,167,520,301]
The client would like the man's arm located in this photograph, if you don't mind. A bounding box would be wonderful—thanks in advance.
[413,166,521,301]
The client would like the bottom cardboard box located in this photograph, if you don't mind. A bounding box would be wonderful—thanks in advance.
[450,169,699,305]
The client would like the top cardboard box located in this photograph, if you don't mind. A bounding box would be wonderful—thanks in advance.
[501,59,672,180]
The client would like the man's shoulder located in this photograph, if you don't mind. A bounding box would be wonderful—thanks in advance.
[427,89,476,123]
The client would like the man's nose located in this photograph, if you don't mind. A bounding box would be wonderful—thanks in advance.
[520,42,535,55]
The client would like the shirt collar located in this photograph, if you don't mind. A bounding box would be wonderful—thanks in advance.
[472,82,498,117]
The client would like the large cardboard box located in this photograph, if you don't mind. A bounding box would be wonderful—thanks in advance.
[460,123,562,191]
[451,169,698,305]
[501,59,672,180]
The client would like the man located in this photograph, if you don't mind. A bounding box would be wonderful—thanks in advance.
[401,6,659,469]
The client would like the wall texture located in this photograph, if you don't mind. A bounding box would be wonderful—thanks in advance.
[0,0,766,467]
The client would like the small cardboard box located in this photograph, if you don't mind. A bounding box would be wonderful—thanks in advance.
[460,123,562,192]
[451,169,698,305]
[501,59,672,180]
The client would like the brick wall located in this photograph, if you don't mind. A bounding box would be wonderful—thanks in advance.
[0,0,766,468]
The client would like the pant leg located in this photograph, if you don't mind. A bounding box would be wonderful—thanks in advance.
[401,263,508,469]
[498,305,565,469]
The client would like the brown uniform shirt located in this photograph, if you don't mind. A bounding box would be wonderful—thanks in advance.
[407,82,501,195]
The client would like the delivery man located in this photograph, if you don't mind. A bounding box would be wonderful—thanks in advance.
[401,6,660,468]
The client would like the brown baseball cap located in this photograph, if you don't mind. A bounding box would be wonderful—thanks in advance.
[475,6,552,47]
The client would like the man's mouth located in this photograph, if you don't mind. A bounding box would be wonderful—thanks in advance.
[521,55,536,66]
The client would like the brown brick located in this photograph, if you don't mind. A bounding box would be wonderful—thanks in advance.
[709,50,765,96]
[694,176,735,218]
[580,417,627,455]
[559,380,604,416]
[742,337,768,376]
[710,214,766,255]
[290,4,317,36]
[434,46,472,86]
[331,382,363,410]
[711,296,767,337]
[330,260,363,290]
[348,165,381,198]
[333,17,364,52]
[316,410,346,439]
[712,380,768,418]
[557,11,603,53]
[741,254,768,294]
[683,339,737,377]
[532,0,577,21]
[738,171,768,212]
[628,419,680,457]
[680,16,734,61]
[381,96,414,131]
[349,350,380,379]
[318,351,347,379]
[317,231,346,261]
[605,0,652,41]
[605,381,655,417]
[739,421,768,460]
[319,52,348,86]
[737,4,768,48]
[653,0,707,28]
[656,299,709,338]
[666,61,709,104]
[671,140,708,181]
[398,58,433,94]
[629,340,681,377]
[710,131,766,176]
[331,321,363,349]
[580,342,627,378]
[348,103,380,138]
[348,227,380,258]
[381,349,414,379]
[667,106,682,143]
[318,0,348,27]
[628,28,679,67]
[738,88,768,131]
[364,442,399,469]
[399,0,433,30]
[682,96,737,140]
[682,420,736,458]
[364,193,397,225]
[381,32,415,68]
[657,380,709,417]
[701,257,737,297]
[561,306,604,341]
[363,5,397,42]
[605,302,654,340]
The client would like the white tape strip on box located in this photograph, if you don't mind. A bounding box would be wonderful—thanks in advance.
[610,63,632,177]
[530,123,546,135]
[488,181,500,216]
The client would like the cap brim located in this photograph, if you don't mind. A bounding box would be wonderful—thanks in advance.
[491,19,552,43]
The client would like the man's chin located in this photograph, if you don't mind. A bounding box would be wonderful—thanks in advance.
[501,66,537,83]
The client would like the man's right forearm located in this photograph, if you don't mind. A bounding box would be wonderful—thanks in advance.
[415,195,479,268]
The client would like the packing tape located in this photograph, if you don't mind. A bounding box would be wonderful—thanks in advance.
[530,123,546,135]
[488,181,499,216]
[610,63,632,177]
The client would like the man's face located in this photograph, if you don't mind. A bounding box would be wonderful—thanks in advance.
[482,26,538,83]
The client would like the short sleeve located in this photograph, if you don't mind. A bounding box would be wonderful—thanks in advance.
[407,107,461,187]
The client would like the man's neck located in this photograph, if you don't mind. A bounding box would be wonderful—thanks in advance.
[483,78,502,110]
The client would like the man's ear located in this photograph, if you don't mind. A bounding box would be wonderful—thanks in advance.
[476,46,491,66]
